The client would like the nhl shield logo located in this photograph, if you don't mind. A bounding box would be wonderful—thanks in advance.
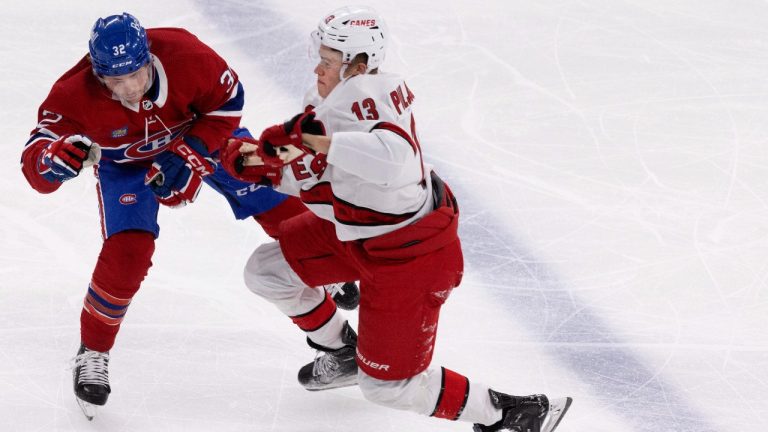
[142,100,153,110]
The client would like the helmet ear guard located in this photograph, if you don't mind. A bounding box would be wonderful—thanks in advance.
[89,12,150,77]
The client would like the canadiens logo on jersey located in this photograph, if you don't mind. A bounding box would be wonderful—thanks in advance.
[119,193,137,205]
[103,118,193,163]
[111,127,128,138]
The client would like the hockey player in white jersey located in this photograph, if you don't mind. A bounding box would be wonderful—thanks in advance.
[220,6,572,431]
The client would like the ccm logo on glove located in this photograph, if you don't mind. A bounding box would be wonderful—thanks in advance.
[173,142,215,176]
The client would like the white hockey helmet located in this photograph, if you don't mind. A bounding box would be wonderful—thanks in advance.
[312,5,387,72]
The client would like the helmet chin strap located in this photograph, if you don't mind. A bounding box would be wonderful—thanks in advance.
[338,63,350,82]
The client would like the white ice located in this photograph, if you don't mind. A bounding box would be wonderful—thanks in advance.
[1,1,766,431]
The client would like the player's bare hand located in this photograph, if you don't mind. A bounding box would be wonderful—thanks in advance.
[243,152,266,166]
[221,134,282,184]
[276,145,305,164]
[238,140,258,154]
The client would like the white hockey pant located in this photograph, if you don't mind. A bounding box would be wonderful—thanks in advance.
[243,241,346,349]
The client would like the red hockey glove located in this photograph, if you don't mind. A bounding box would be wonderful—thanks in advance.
[169,136,217,177]
[258,112,324,167]
[220,135,283,186]
[39,134,101,182]
[222,127,282,183]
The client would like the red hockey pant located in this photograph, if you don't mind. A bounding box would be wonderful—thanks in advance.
[279,195,463,380]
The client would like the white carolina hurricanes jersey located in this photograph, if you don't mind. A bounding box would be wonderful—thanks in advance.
[276,72,434,241]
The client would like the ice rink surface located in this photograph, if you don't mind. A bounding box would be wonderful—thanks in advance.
[1,1,767,431]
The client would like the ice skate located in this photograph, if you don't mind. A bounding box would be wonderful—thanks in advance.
[472,390,572,432]
[298,321,358,391]
[72,343,111,420]
[323,281,360,310]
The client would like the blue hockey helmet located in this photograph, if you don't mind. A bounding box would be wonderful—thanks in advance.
[89,13,150,76]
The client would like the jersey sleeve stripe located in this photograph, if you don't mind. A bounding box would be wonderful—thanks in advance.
[370,122,418,154]
[206,110,242,117]
[206,82,244,116]
[371,121,426,184]
[34,127,60,139]
[300,182,421,227]
[24,132,56,150]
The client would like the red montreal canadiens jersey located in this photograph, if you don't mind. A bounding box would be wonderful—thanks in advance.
[21,28,242,193]
[276,73,434,241]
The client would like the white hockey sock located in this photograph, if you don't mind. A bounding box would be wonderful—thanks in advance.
[457,381,503,425]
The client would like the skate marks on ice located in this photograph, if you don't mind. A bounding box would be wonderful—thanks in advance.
[191,2,724,432]
[454,191,720,432]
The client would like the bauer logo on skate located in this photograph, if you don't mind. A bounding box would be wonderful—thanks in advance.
[357,350,390,371]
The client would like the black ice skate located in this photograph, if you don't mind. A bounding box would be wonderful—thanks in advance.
[472,390,572,432]
[298,321,358,391]
[72,343,111,420]
[323,281,360,310]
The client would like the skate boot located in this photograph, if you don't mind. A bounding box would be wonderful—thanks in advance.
[298,321,358,391]
[72,343,111,420]
[472,390,572,432]
[323,281,360,310]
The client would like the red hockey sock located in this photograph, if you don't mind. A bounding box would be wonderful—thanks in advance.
[430,367,471,420]
[80,230,155,352]
[290,291,337,333]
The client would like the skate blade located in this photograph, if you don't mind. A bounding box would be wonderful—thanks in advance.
[76,398,97,421]
[541,397,572,432]
[304,376,359,392]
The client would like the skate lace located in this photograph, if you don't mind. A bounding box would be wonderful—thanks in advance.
[312,351,340,378]
[73,349,110,386]
[323,282,346,297]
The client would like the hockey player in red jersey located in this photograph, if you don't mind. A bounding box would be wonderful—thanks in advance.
[19,12,359,419]
[221,6,572,432]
